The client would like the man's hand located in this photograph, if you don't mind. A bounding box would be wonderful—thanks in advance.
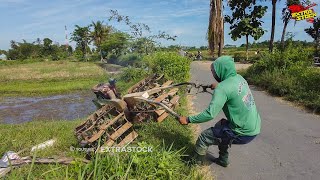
[211,82,219,90]
[179,116,189,125]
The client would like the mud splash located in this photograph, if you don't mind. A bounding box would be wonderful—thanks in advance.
[0,91,96,124]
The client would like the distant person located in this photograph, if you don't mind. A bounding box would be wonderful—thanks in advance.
[179,56,261,167]
[196,51,202,60]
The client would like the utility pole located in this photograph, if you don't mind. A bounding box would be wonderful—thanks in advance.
[65,25,69,53]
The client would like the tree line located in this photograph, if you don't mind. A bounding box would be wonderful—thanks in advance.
[68,10,176,62]
[2,2,320,61]
[0,10,176,62]
[1,38,72,60]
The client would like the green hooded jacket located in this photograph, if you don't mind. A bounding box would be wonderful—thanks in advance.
[188,56,261,136]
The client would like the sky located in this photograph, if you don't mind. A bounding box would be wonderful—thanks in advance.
[0,0,319,50]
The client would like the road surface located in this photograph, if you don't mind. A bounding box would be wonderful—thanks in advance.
[190,61,320,180]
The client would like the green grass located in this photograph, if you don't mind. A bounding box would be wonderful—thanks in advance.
[243,46,320,113]
[0,97,210,179]
[0,78,107,97]
[0,55,211,179]
[0,61,108,97]
[0,61,105,81]
[0,120,81,158]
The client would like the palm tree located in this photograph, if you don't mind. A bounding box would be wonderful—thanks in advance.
[305,18,320,56]
[280,0,300,50]
[208,0,224,58]
[91,21,111,62]
[71,25,91,61]
[10,40,18,49]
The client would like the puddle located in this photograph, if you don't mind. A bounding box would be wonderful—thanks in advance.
[0,91,96,124]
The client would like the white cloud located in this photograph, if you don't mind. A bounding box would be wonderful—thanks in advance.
[170,7,208,17]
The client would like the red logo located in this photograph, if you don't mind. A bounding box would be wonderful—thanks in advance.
[288,3,317,23]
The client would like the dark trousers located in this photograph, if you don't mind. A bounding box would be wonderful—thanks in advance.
[195,119,256,156]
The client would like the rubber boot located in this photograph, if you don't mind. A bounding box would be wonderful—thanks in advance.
[191,152,211,166]
[216,145,229,167]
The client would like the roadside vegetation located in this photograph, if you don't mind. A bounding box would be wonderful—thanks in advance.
[0,108,206,179]
[243,44,320,114]
[0,53,211,179]
[242,16,320,114]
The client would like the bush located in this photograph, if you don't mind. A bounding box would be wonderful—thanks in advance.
[88,53,101,61]
[244,46,320,113]
[249,45,312,73]
[143,52,190,82]
[119,67,148,82]
[74,49,84,61]
[233,52,245,62]
[232,51,260,63]
[118,53,143,67]
[50,54,59,61]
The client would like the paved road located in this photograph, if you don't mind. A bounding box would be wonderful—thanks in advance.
[190,61,320,180]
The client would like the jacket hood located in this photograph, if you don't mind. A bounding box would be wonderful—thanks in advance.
[211,56,236,81]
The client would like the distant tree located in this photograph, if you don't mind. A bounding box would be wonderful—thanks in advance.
[167,45,181,51]
[305,18,320,56]
[34,38,41,45]
[108,10,176,55]
[10,40,18,49]
[225,0,267,60]
[5,38,70,60]
[91,20,111,61]
[199,46,208,50]
[187,46,197,51]
[130,37,156,55]
[71,25,91,61]
[42,38,53,56]
[14,40,39,59]
[7,41,19,60]
[43,38,52,48]
[283,32,295,46]
[0,50,6,55]
[100,32,129,58]
[67,46,73,54]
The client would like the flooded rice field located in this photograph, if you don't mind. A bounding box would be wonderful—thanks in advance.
[0,91,96,124]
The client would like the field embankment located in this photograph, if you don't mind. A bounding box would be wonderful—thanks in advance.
[0,61,107,97]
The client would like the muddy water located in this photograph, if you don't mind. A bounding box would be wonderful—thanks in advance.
[0,91,96,124]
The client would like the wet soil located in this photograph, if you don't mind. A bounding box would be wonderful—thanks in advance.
[0,91,96,124]
[0,63,125,124]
